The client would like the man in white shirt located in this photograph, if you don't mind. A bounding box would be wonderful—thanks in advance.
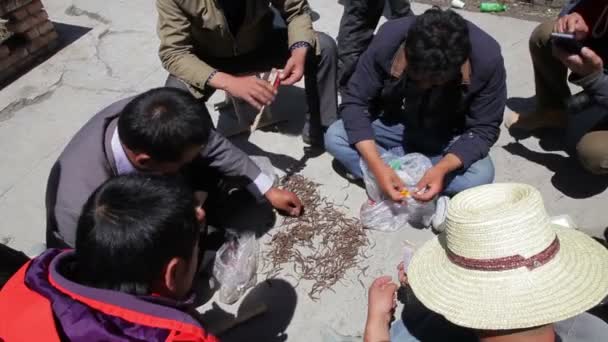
[45,87,302,248]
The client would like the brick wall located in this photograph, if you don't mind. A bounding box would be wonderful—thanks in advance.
[0,0,58,84]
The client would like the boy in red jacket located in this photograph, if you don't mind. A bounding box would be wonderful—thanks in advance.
[0,175,216,342]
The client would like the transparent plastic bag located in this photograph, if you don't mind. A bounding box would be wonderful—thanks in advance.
[213,232,259,304]
[360,152,437,229]
[360,150,403,203]
[360,200,409,232]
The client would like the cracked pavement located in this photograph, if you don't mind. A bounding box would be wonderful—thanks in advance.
[0,1,607,340]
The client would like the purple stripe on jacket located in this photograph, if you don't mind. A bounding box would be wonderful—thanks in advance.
[24,249,203,341]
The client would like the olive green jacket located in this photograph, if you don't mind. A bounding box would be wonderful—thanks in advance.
[157,0,316,96]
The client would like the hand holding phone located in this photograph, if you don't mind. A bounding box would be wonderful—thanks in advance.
[554,13,589,41]
[551,33,583,54]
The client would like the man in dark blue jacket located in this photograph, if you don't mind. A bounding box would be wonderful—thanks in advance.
[325,9,506,202]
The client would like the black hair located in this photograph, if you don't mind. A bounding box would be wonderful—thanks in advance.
[405,8,471,82]
[74,175,199,296]
[117,87,212,162]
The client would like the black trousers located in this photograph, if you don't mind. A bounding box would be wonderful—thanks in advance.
[166,29,338,128]
[337,0,412,91]
[0,243,30,289]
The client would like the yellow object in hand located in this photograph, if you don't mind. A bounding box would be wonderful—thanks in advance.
[400,189,410,197]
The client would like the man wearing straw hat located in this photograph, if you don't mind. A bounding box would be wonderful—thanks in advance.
[364,183,608,341]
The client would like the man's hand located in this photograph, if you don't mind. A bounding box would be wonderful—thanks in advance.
[413,166,447,202]
[364,275,398,342]
[367,276,398,322]
[356,140,405,202]
[210,72,277,110]
[373,164,406,202]
[413,153,462,202]
[265,187,303,216]
[280,47,308,85]
[555,46,604,78]
[554,12,589,40]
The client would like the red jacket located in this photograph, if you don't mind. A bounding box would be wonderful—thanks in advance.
[0,249,219,342]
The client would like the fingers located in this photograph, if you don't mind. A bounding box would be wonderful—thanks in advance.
[574,22,589,40]
[580,47,601,66]
[392,176,405,191]
[372,276,393,287]
[280,60,295,80]
[271,190,303,217]
[554,18,565,33]
[413,178,430,200]
[371,277,398,295]
[387,170,406,202]
[566,16,577,33]
[580,47,594,59]
[565,53,584,66]
[281,69,304,86]
[195,206,206,223]
[251,79,276,105]
[387,188,404,202]
[413,185,439,202]
[287,193,303,217]
[385,282,398,293]
[572,16,587,32]
[255,78,277,95]
[245,95,264,110]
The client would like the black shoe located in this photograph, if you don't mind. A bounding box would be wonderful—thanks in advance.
[331,159,364,188]
[302,115,325,147]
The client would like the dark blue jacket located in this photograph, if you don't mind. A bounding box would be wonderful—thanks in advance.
[340,17,507,170]
[560,0,590,16]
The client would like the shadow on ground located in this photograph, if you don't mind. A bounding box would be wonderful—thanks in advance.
[0,22,91,89]
[503,96,608,198]
[503,142,608,198]
[506,96,537,115]
[200,278,297,342]
[221,84,324,175]
[216,85,307,137]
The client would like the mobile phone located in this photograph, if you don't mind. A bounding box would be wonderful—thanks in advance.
[551,32,583,54]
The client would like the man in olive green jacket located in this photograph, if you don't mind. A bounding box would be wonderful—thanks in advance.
[157,0,338,146]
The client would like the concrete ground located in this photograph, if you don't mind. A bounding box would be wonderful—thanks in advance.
[1,0,606,340]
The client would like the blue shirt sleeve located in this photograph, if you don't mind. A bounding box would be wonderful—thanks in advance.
[340,29,393,145]
[446,55,506,170]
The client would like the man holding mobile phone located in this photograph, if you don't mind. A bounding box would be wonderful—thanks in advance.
[507,0,608,175]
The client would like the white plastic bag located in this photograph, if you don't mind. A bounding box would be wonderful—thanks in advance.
[213,232,259,304]
[360,200,409,232]
[360,152,437,229]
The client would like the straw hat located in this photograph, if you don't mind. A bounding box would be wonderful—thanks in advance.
[408,183,608,330]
